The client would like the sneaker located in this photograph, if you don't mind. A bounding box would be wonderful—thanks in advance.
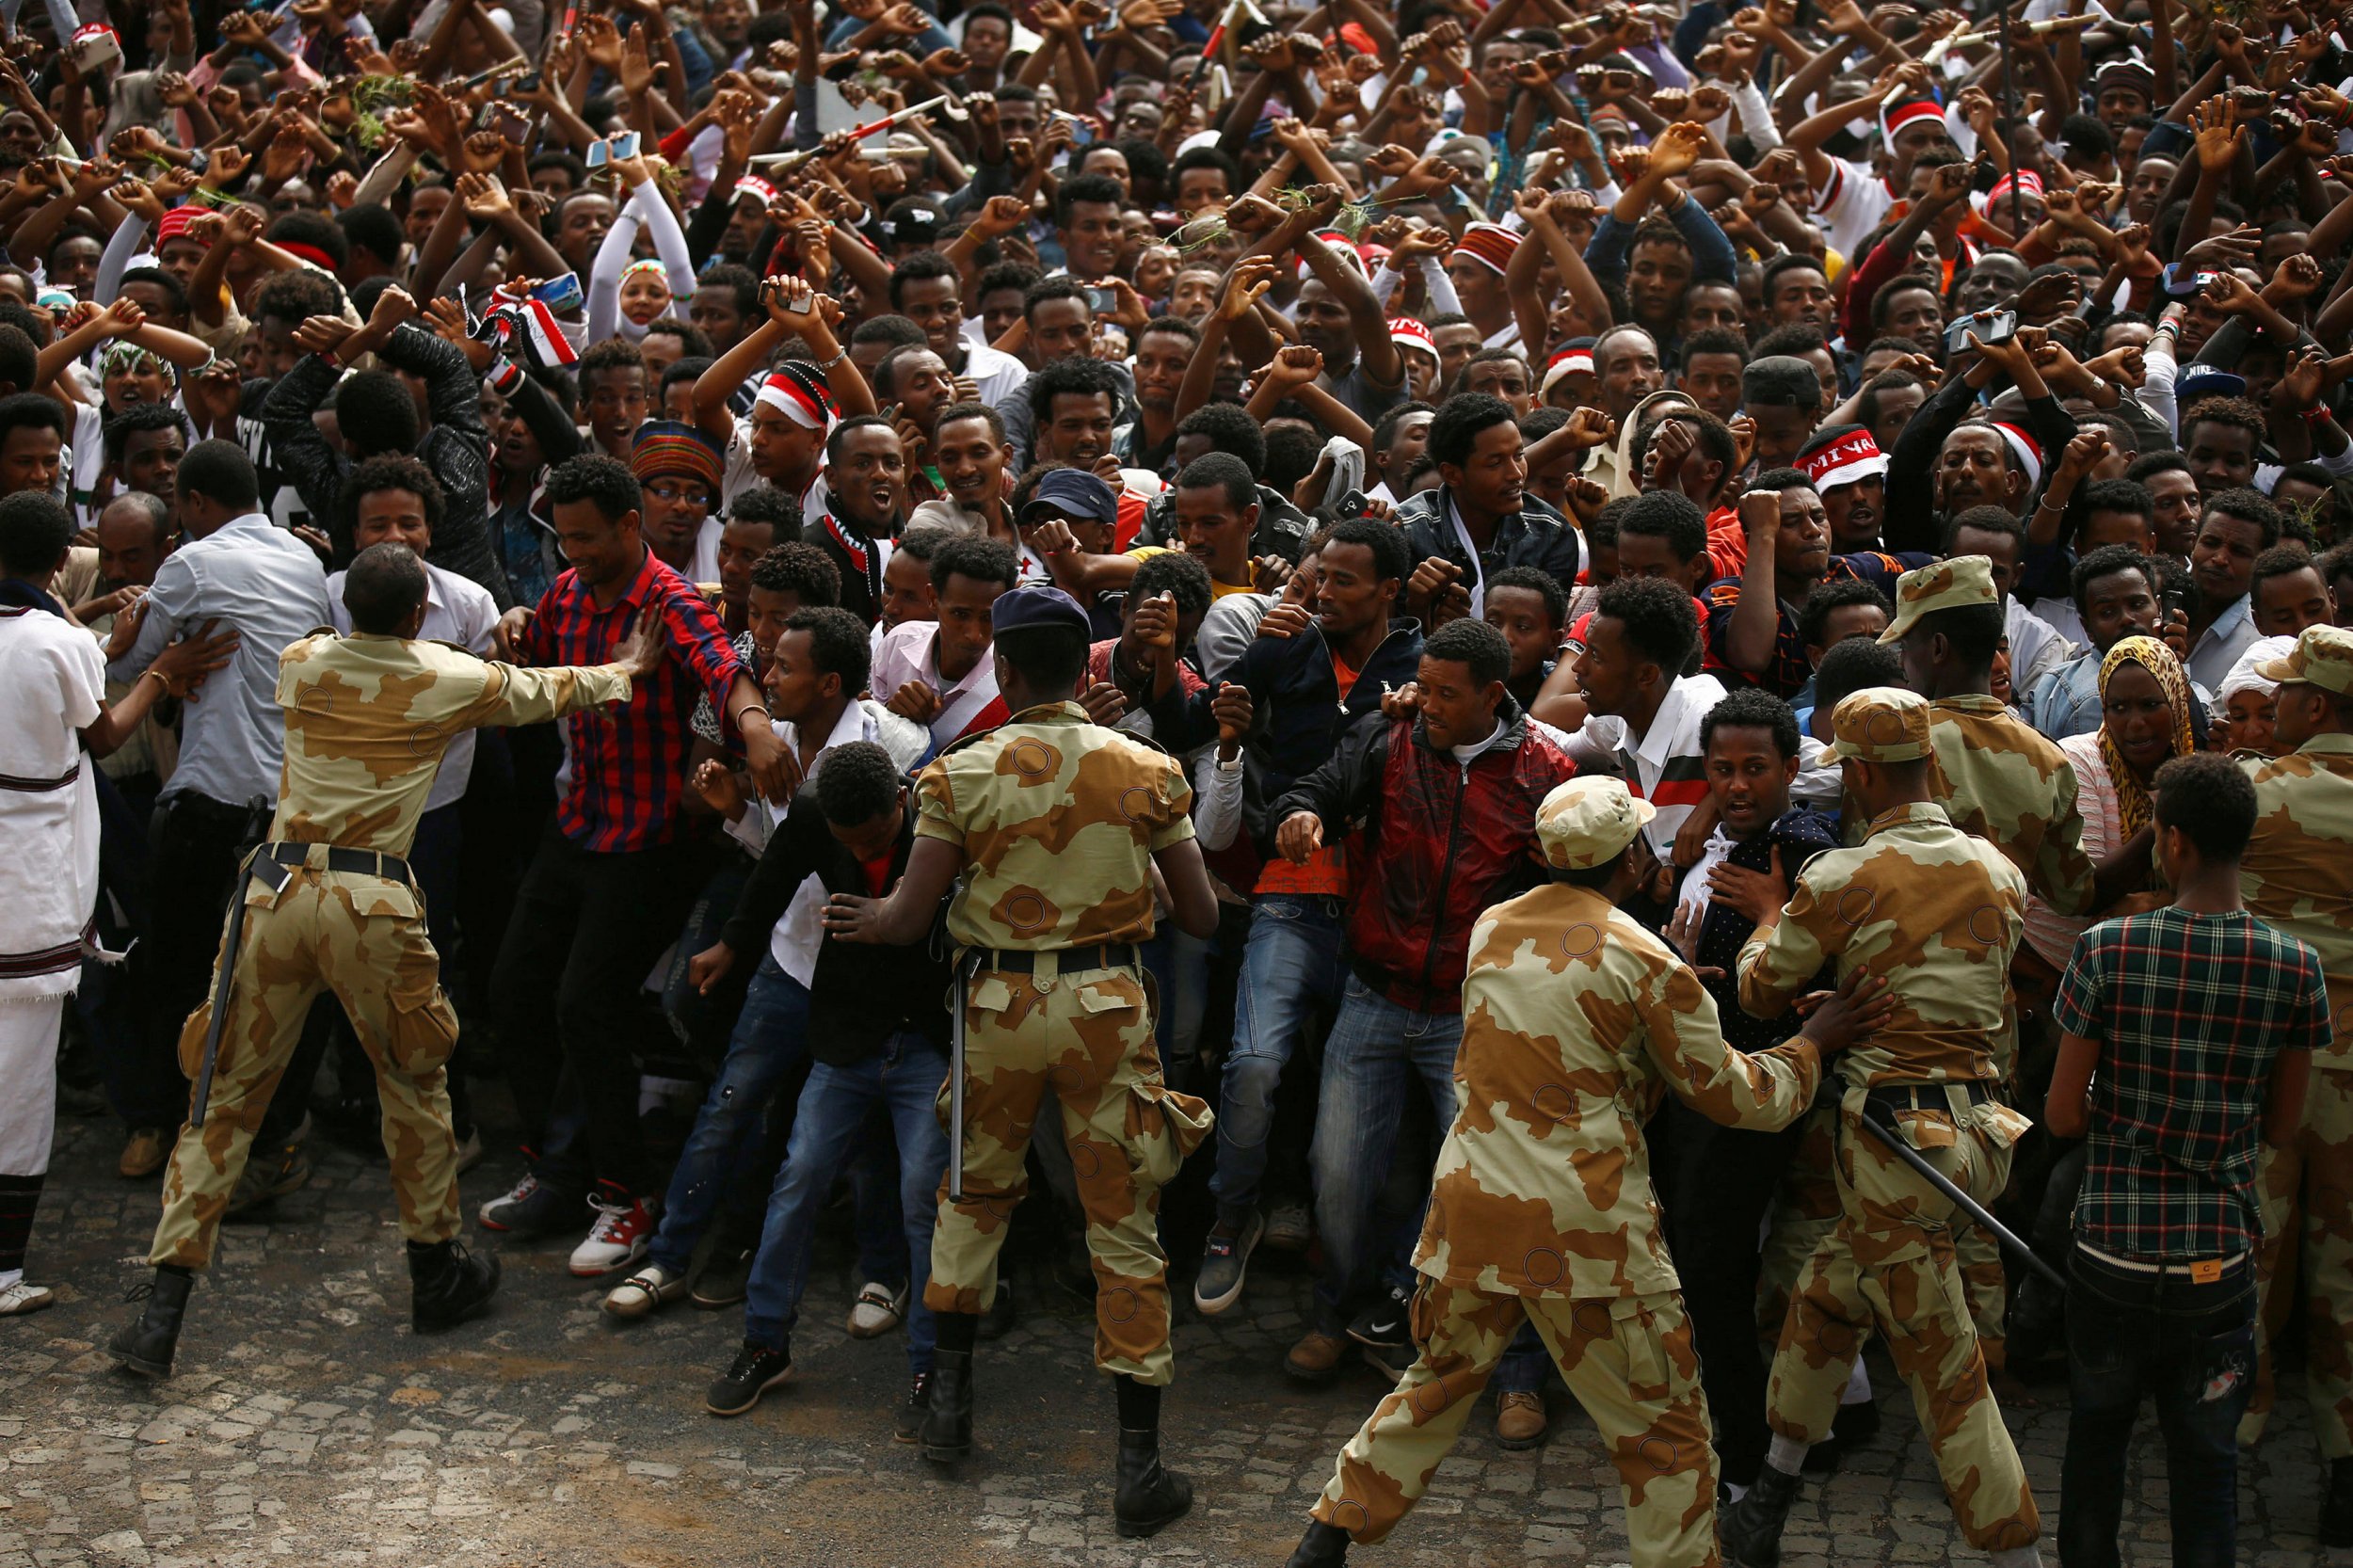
[1193,1211,1263,1317]
[978,1278,1017,1341]
[477,1173,579,1237]
[119,1128,169,1179]
[224,1139,311,1218]
[1262,1198,1312,1252]
[568,1195,659,1277]
[692,1244,757,1309]
[603,1263,689,1320]
[1346,1282,1413,1349]
[847,1280,908,1338]
[1359,1337,1417,1383]
[1495,1390,1548,1449]
[893,1370,933,1443]
[705,1339,792,1416]
[452,1129,485,1176]
[0,1279,55,1316]
[1284,1330,1348,1386]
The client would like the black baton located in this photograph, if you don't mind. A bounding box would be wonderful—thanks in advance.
[1857,1105,2068,1294]
[187,853,266,1129]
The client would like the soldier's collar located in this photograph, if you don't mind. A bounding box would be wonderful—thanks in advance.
[1862,800,1951,838]
[2297,731,2353,755]
[1009,700,1090,724]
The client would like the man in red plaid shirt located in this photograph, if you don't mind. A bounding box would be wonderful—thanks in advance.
[485,454,792,1278]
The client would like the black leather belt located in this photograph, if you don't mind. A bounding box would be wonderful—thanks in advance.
[265,841,413,884]
[1866,1080,1992,1118]
[978,942,1140,975]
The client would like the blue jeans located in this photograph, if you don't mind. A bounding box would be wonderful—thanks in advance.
[649,958,904,1285]
[743,1030,951,1374]
[1209,894,1348,1227]
[1310,975,1463,1335]
[2058,1247,2256,1568]
[1495,1320,1550,1395]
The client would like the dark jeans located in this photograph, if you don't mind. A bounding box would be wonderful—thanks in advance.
[660,851,756,1072]
[1654,1098,1805,1486]
[492,821,705,1199]
[2058,1246,2257,1568]
[144,791,270,1086]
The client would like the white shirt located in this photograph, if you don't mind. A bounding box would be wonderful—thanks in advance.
[0,605,104,1002]
[2005,596,2073,697]
[766,698,905,986]
[109,511,330,808]
[324,561,498,811]
[955,340,1031,411]
[1568,673,1728,857]
[1812,155,1896,262]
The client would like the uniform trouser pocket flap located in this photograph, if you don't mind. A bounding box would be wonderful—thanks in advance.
[1123,1082,1214,1185]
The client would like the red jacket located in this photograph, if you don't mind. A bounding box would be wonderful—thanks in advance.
[1270,703,1576,1014]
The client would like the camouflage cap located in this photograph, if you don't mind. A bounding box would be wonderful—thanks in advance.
[1829,685,1935,763]
[1534,776,1658,871]
[2254,622,2353,696]
[1879,554,1999,645]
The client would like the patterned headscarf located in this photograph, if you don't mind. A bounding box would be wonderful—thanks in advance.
[2098,634,2197,841]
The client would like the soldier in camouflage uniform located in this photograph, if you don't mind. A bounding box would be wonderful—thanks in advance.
[822,584,1221,1541]
[2234,625,2353,1544]
[1881,555,2099,1371]
[1721,688,2045,1568]
[1282,777,1894,1568]
[106,546,656,1379]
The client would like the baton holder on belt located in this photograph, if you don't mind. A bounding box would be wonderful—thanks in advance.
[945,948,983,1205]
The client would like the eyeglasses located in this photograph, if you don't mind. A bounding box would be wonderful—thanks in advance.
[648,483,714,508]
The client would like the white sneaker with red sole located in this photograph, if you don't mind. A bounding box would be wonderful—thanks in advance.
[569,1195,660,1277]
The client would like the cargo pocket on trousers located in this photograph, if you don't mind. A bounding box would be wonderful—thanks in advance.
[386,975,459,1076]
[1122,1081,1213,1187]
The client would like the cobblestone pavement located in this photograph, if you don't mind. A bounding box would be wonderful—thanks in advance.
[2,1112,2342,1567]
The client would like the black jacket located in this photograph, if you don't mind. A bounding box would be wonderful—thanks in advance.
[1392,485,1585,595]
[719,788,951,1061]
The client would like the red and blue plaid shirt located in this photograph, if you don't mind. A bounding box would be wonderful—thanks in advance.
[520,548,745,854]
[2054,907,2329,1262]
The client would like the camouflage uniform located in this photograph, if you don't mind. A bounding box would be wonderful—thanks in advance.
[1735,689,2041,1554]
[2235,627,2353,1459]
[150,632,633,1270]
[917,699,1210,1385]
[1885,557,2097,1367]
[1309,779,1822,1567]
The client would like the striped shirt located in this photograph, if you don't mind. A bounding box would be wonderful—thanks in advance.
[1570,672,1726,859]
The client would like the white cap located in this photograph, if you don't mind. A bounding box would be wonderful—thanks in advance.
[2217,634,2299,709]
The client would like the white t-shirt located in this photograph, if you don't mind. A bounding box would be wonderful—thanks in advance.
[324,562,499,811]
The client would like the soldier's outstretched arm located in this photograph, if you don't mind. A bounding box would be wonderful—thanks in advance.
[1643,956,1821,1132]
[824,836,965,946]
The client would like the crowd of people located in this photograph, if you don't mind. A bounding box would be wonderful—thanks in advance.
[0,0,2349,1560]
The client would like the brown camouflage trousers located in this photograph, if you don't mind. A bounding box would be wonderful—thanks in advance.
[2242,1064,2353,1457]
[1763,1096,2040,1552]
[1757,1105,1841,1338]
[1312,1282,1721,1568]
[151,857,462,1270]
[922,960,1209,1385]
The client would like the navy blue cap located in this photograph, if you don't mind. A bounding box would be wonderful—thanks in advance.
[2178,365,2249,407]
[1018,468,1119,531]
[991,584,1093,636]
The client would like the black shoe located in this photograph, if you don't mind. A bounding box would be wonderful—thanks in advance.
[1113,1427,1193,1540]
[704,1340,792,1416]
[977,1278,1016,1341]
[2323,1456,2353,1548]
[1284,1520,1351,1567]
[108,1267,194,1378]
[920,1347,974,1462]
[1802,1395,1879,1475]
[1719,1461,1801,1568]
[893,1371,933,1444]
[409,1240,500,1332]
[691,1244,755,1310]
[1345,1282,1412,1350]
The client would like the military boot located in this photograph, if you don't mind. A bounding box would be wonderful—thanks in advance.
[409,1240,500,1332]
[108,1266,194,1378]
[1113,1426,1193,1538]
[1719,1460,1802,1567]
[1281,1520,1351,1565]
[2322,1456,2353,1547]
[920,1348,974,1462]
